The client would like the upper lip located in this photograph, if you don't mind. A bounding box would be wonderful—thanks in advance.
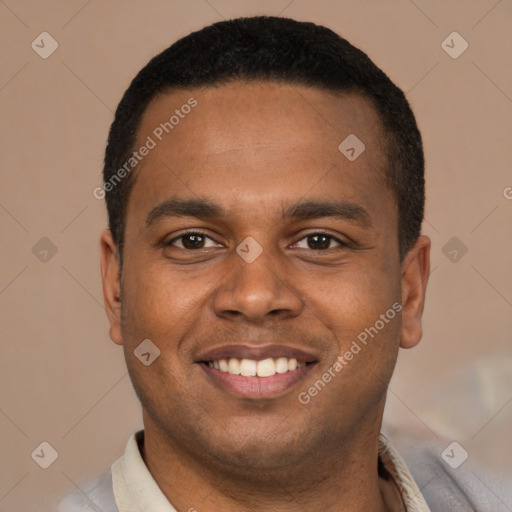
[196,344,319,363]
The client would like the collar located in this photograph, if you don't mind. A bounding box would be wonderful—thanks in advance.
[111,430,175,512]
[111,430,431,511]
[378,434,431,511]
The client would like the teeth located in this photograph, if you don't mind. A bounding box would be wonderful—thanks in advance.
[228,358,241,375]
[257,358,276,377]
[208,357,307,378]
[275,357,289,374]
[240,358,257,376]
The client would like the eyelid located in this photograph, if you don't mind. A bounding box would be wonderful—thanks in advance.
[165,229,221,248]
[292,230,350,249]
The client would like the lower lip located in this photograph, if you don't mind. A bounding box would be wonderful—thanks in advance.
[199,363,315,399]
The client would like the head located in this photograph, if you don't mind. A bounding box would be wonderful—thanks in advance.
[100,16,430,481]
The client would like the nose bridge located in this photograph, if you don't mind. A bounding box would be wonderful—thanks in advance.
[212,238,303,321]
[236,242,281,295]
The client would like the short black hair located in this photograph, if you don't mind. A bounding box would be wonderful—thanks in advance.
[103,16,424,265]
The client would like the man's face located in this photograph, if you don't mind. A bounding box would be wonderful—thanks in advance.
[102,82,426,472]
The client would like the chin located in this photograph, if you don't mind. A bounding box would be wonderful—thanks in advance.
[203,428,309,474]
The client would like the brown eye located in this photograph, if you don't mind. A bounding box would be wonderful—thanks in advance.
[307,234,331,250]
[181,234,205,249]
[168,232,220,250]
[295,233,344,250]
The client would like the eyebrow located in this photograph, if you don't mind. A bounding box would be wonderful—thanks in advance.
[146,198,223,227]
[145,197,372,228]
[282,200,372,228]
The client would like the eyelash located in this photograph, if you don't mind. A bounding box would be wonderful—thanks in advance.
[165,230,349,251]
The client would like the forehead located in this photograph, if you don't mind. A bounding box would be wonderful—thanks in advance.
[137,82,386,159]
[125,82,394,230]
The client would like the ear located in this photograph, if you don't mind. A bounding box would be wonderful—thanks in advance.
[100,229,123,346]
[400,235,431,349]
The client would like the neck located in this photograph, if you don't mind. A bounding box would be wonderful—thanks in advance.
[141,413,391,512]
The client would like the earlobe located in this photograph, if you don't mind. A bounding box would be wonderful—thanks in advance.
[400,235,431,349]
[100,229,124,346]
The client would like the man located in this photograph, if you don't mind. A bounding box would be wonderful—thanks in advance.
[62,15,433,511]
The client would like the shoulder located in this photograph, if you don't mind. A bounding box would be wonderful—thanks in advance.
[388,429,512,512]
[57,469,118,512]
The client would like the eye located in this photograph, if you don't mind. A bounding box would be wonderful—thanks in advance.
[167,232,220,250]
[295,233,346,250]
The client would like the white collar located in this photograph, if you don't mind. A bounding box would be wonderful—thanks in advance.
[112,430,176,512]
[378,434,431,511]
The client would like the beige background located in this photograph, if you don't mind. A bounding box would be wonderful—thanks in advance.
[1,0,511,510]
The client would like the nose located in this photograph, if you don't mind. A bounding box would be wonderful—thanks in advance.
[212,245,304,324]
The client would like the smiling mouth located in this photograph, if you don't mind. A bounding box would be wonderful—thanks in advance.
[197,345,319,398]
[200,358,317,399]
[203,357,312,378]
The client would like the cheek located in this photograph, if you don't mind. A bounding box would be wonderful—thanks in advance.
[119,264,202,400]
[311,260,399,328]
[303,260,402,389]
[121,261,216,349]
